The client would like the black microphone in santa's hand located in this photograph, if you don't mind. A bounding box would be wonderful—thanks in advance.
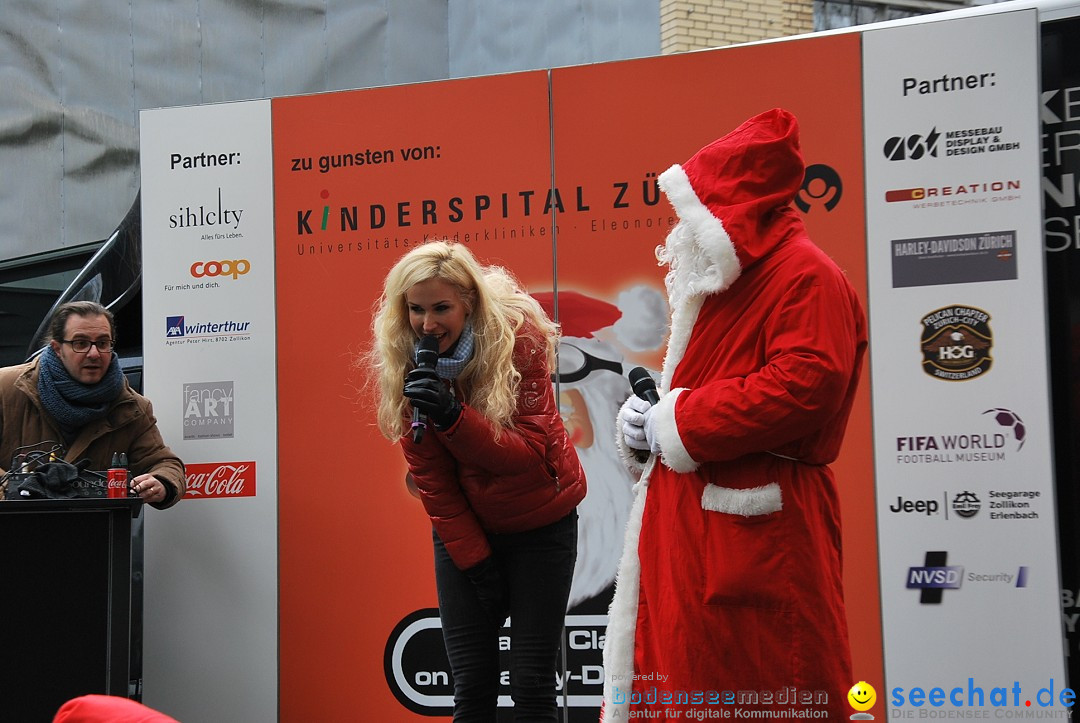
[628,366,660,406]
[412,335,440,443]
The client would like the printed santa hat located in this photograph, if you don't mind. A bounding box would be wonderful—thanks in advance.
[532,288,666,351]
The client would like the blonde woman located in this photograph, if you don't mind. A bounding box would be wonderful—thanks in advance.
[368,241,586,721]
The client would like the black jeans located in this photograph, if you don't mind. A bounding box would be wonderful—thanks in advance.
[433,510,578,722]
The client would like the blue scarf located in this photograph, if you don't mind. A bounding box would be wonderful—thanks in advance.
[416,321,475,380]
[37,346,126,439]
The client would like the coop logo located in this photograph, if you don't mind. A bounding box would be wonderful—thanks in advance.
[894,408,1025,465]
[952,491,981,518]
[183,381,234,440]
[190,259,250,280]
[919,305,993,381]
[184,461,255,499]
[907,551,962,604]
[884,128,940,161]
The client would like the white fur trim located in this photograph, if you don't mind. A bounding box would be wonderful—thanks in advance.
[603,457,654,714]
[658,164,742,297]
[701,482,783,516]
[652,388,698,473]
[659,295,703,394]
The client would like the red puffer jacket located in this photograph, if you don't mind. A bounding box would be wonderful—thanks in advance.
[401,324,586,570]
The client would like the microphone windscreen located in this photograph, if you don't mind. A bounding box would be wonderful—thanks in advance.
[628,366,660,405]
[416,335,440,368]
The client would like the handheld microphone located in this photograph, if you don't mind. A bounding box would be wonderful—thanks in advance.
[412,335,440,444]
[628,366,660,406]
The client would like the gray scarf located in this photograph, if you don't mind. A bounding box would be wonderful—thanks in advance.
[37,346,125,439]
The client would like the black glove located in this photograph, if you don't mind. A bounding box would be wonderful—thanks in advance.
[464,556,510,627]
[403,375,462,430]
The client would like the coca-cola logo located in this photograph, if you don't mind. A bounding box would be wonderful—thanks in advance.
[184,461,256,499]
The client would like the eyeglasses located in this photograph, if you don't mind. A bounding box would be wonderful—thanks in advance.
[555,342,624,383]
[61,338,114,354]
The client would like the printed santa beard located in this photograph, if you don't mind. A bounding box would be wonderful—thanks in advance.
[563,368,640,609]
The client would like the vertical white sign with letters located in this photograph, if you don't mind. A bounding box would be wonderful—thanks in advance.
[139,99,277,722]
[864,9,1067,711]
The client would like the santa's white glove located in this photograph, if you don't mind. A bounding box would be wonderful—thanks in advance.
[621,394,661,455]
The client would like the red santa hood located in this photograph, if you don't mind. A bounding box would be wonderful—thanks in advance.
[657,108,806,294]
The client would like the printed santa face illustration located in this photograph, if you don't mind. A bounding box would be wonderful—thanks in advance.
[534,287,668,610]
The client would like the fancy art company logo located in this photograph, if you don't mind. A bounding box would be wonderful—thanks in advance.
[919,305,993,381]
[183,381,234,440]
[183,461,256,499]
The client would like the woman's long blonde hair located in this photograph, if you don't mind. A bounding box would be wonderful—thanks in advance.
[366,241,558,440]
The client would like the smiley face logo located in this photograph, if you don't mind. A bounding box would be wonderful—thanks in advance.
[848,681,877,712]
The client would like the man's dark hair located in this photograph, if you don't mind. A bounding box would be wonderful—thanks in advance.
[47,301,116,343]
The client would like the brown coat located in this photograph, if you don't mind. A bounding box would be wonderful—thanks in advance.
[0,359,185,508]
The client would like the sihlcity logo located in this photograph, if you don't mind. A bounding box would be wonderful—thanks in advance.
[168,187,244,231]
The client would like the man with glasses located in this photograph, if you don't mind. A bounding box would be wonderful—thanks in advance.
[0,301,185,507]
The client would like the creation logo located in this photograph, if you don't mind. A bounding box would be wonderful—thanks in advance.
[951,491,981,519]
[884,128,940,161]
[907,551,963,604]
[183,381,234,440]
[184,461,255,498]
[919,306,993,381]
[190,259,251,280]
[885,180,1021,204]
[794,164,842,213]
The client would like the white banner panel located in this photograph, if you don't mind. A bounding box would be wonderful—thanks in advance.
[864,8,1068,717]
[139,99,277,722]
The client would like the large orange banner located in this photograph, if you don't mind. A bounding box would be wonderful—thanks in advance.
[273,33,879,721]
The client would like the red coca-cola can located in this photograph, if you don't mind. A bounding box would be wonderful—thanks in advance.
[107,467,129,499]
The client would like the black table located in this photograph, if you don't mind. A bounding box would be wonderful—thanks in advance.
[0,497,144,722]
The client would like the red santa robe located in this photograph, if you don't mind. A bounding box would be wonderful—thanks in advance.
[602,108,867,720]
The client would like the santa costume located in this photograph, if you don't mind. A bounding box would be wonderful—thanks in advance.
[603,108,867,719]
